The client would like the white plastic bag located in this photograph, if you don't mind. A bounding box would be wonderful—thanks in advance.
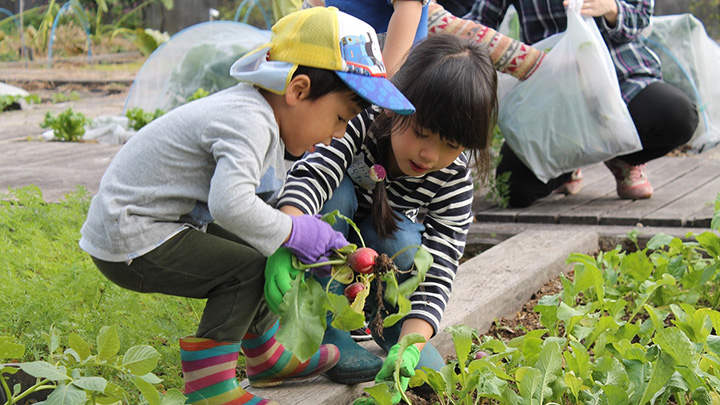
[644,14,720,152]
[124,21,270,114]
[497,0,641,182]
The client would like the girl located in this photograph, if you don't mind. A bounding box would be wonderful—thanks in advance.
[277,33,498,395]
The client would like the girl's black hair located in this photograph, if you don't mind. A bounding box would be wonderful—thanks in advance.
[293,65,371,110]
[371,34,499,238]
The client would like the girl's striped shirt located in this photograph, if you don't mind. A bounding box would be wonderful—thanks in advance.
[278,106,475,335]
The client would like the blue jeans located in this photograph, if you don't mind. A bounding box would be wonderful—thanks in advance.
[319,177,424,273]
[320,177,446,370]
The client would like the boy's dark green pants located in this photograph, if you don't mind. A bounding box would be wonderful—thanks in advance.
[90,223,277,343]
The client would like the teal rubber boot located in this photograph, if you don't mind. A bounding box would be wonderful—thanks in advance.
[317,277,383,384]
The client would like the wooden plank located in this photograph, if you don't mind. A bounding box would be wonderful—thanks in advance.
[473,147,720,226]
[599,159,720,226]
[559,157,701,225]
[475,206,521,223]
[687,202,716,228]
[474,161,614,224]
[515,162,614,223]
[643,176,720,227]
[702,145,720,160]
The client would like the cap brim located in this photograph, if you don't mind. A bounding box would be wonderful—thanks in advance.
[335,71,415,115]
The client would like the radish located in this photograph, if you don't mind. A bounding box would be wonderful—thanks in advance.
[344,282,366,300]
[348,247,378,274]
[475,351,489,359]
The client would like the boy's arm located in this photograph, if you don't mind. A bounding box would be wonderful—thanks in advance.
[384,0,425,77]
[428,1,544,80]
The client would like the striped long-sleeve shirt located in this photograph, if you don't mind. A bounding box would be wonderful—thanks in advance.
[465,0,661,103]
[278,107,475,335]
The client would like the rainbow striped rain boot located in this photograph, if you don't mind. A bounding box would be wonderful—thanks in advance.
[241,321,340,387]
[180,337,277,405]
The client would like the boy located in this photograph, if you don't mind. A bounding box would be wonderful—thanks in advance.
[79,7,414,404]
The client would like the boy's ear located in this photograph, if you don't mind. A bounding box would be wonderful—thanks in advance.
[285,74,312,106]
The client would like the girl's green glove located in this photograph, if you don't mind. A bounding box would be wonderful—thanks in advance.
[264,247,303,313]
[377,343,421,404]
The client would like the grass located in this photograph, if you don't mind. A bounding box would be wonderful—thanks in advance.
[0,185,205,391]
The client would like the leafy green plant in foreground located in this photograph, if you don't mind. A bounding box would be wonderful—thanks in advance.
[1,326,185,404]
[412,193,720,404]
[1,186,204,400]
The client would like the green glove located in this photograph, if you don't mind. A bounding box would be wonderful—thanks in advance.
[376,343,421,404]
[264,247,303,313]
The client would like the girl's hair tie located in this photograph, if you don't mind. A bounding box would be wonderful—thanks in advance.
[369,164,386,182]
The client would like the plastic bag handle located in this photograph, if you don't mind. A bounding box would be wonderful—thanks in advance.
[566,0,583,14]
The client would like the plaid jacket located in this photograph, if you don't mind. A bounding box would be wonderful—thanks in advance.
[465,0,662,103]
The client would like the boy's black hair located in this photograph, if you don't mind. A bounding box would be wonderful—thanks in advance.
[370,34,499,238]
[293,65,371,110]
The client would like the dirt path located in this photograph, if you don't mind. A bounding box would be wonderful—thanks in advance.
[1,56,141,200]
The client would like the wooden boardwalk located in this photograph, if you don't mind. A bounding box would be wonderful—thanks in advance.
[473,147,720,230]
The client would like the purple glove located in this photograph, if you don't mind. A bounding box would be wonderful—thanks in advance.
[283,214,349,265]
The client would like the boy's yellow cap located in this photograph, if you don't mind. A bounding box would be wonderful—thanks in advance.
[230,7,415,115]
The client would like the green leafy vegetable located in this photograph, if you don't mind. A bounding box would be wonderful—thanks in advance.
[126,107,166,131]
[40,108,89,142]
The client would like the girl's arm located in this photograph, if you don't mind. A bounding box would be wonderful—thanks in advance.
[401,160,475,338]
[427,1,544,80]
[400,318,434,352]
[384,0,425,77]
[279,205,304,216]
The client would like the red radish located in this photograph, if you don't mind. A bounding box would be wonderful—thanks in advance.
[344,282,365,300]
[475,351,489,359]
[348,247,378,274]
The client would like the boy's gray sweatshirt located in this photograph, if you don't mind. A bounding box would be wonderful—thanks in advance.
[80,83,292,261]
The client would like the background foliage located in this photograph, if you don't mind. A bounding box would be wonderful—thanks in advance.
[0,186,205,392]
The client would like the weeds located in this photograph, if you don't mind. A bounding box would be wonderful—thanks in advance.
[0,186,204,398]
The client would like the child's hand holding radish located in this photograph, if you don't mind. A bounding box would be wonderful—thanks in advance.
[264,214,350,313]
[282,214,349,264]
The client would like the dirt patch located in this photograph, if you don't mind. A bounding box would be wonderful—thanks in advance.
[483,273,566,341]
